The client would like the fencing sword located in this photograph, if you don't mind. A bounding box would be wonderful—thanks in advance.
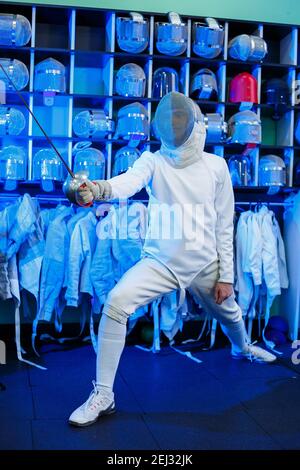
[0,63,92,206]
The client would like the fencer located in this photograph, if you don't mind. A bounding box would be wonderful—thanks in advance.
[69,92,276,427]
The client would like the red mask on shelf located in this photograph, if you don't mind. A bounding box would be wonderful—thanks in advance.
[229,72,258,105]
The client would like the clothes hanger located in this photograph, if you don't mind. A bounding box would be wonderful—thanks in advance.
[234,204,246,213]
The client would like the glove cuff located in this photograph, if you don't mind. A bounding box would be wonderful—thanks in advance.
[93,180,112,201]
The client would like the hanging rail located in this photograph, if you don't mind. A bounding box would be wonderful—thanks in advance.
[235,201,293,207]
[0,194,294,207]
[0,193,69,205]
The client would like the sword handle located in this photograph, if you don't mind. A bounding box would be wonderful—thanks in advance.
[77,181,96,207]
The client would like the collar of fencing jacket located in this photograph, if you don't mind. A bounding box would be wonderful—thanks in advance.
[159,121,206,168]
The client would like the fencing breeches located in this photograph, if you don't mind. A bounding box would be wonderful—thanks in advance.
[96,257,249,392]
[189,260,249,352]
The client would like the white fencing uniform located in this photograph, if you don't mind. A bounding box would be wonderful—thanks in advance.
[108,142,234,288]
[68,93,277,427]
[98,93,248,389]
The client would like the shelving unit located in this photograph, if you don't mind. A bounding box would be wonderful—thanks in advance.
[1,2,300,191]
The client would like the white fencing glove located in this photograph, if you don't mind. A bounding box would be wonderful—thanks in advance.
[75,179,112,206]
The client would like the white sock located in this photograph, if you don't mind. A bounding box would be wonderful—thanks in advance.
[96,313,127,393]
[221,319,249,353]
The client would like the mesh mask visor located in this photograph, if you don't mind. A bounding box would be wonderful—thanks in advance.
[154,92,195,149]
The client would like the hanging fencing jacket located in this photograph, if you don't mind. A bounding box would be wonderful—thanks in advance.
[0,204,15,300]
[261,208,281,297]
[272,216,289,290]
[0,195,37,300]
[7,194,37,260]
[260,207,288,345]
[18,199,45,302]
[38,206,73,321]
[65,211,98,307]
[234,204,288,344]
[9,252,45,369]
[63,208,89,289]
[235,211,254,317]
[106,92,234,288]
[90,209,116,313]
[0,194,46,369]
[40,205,66,236]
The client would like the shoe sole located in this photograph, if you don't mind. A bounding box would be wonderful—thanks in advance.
[68,405,116,427]
[231,354,277,364]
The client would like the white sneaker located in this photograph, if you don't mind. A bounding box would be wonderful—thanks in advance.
[232,343,277,364]
[69,381,116,427]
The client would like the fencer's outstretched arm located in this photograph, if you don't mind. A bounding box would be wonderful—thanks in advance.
[214,158,235,284]
[107,151,155,200]
[76,152,155,205]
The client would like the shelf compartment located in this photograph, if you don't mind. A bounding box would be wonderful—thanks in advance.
[0,103,29,137]
[151,57,188,96]
[190,17,226,61]
[259,147,293,187]
[227,20,262,42]
[72,102,113,140]
[114,12,152,55]
[32,95,70,138]
[110,140,145,178]
[263,24,297,66]
[35,6,71,49]
[152,12,189,58]
[190,61,226,102]
[70,140,108,177]
[73,53,111,96]
[223,144,259,187]
[30,138,69,181]
[260,105,293,147]
[0,51,31,96]
[75,9,113,52]
[113,55,151,99]
[0,2,33,51]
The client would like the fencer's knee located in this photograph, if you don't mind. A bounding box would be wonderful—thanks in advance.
[102,286,129,325]
[106,286,124,310]
[102,302,128,325]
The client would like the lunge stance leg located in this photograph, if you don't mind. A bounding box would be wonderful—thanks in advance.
[69,257,179,426]
[189,261,277,363]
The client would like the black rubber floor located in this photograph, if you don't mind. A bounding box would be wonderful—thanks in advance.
[1,342,299,450]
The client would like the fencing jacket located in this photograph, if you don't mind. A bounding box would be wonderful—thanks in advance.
[18,200,45,302]
[38,206,73,321]
[106,131,234,288]
[235,205,288,321]
[65,211,98,307]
